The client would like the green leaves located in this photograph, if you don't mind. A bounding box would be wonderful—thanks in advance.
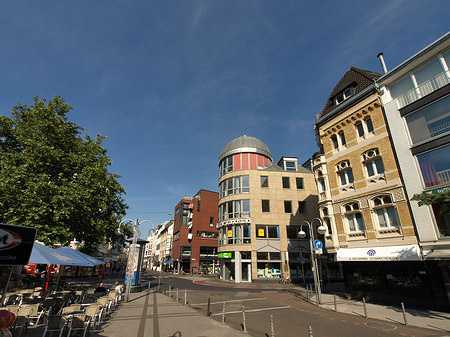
[0,96,127,253]
[411,190,450,215]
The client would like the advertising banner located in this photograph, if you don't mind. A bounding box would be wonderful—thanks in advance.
[0,223,37,266]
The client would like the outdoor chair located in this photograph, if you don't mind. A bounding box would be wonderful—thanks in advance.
[12,305,34,336]
[24,303,45,327]
[42,315,67,337]
[96,297,111,317]
[61,307,79,315]
[66,314,91,337]
[107,292,118,308]
[6,305,20,315]
[3,293,21,306]
[84,305,101,331]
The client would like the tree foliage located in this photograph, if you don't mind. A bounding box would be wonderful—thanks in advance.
[411,189,450,215]
[0,96,128,252]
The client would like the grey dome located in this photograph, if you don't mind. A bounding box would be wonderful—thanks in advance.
[219,135,272,164]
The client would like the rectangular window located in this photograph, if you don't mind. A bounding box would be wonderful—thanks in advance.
[376,207,399,228]
[417,144,450,188]
[365,158,385,177]
[282,177,290,189]
[366,118,374,133]
[210,217,214,227]
[339,169,354,186]
[285,161,296,171]
[262,200,270,213]
[298,201,307,214]
[284,201,292,213]
[197,231,218,238]
[256,225,279,238]
[243,224,251,243]
[339,132,346,146]
[356,122,365,137]
[257,252,268,260]
[261,176,269,188]
[296,177,304,189]
[347,213,365,232]
[286,226,300,239]
[405,95,450,144]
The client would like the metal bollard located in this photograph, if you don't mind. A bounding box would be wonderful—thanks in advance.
[242,305,247,333]
[184,289,187,305]
[401,302,408,326]
[168,285,171,298]
[306,286,310,302]
[148,280,151,291]
[334,294,337,312]
[176,288,179,302]
[308,326,313,337]
[158,277,161,292]
[270,314,275,337]
[221,302,226,324]
[362,297,368,318]
[207,298,211,316]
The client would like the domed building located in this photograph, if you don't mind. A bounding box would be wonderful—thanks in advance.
[217,135,321,283]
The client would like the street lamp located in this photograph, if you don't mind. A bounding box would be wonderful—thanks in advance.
[116,218,154,302]
[298,217,326,305]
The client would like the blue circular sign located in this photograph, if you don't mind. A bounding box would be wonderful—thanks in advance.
[313,240,323,248]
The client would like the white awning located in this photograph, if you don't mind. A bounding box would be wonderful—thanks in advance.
[337,244,421,262]
[424,249,450,260]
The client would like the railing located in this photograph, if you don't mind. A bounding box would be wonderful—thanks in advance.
[395,70,450,109]
[437,168,450,186]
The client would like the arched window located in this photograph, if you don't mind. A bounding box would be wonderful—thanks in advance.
[362,149,384,177]
[336,160,354,186]
[343,202,365,232]
[372,195,399,228]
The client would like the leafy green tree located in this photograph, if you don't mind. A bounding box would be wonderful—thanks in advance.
[0,96,128,252]
[411,190,450,215]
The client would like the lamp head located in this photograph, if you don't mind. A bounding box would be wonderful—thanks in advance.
[317,225,327,235]
[298,230,307,239]
[115,227,124,235]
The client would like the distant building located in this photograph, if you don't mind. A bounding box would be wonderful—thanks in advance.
[314,66,427,307]
[376,32,450,310]
[171,190,219,275]
[217,135,323,283]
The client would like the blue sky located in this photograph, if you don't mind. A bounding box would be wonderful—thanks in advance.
[1,1,448,236]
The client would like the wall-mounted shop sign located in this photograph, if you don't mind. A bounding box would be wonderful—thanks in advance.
[218,252,233,259]
[337,244,421,261]
[218,218,251,228]
[429,185,450,194]
[0,223,37,266]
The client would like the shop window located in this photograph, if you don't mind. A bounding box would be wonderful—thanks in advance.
[257,252,268,260]
[261,175,269,188]
[180,246,192,261]
[417,144,450,188]
[262,200,270,213]
[284,200,292,213]
[432,202,450,237]
[296,177,304,189]
[220,224,251,245]
[256,225,279,238]
[282,177,290,189]
[241,251,251,259]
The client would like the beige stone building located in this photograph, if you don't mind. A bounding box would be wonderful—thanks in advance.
[217,135,322,283]
[315,67,425,306]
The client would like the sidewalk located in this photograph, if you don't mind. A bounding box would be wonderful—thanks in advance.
[180,274,450,333]
[91,289,248,337]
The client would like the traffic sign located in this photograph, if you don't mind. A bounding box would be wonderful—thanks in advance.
[313,240,323,249]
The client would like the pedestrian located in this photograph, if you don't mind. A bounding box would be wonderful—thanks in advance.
[114,281,122,301]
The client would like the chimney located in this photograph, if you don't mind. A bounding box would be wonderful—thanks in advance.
[377,52,388,74]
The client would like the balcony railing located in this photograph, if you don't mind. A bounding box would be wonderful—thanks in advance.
[395,70,450,109]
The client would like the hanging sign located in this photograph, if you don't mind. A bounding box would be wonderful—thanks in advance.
[0,223,37,266]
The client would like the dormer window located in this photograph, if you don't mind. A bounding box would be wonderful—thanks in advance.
[334,87,355,106]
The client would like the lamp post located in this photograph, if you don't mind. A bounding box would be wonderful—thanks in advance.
[116,218,154,302]
[298,217,326,305]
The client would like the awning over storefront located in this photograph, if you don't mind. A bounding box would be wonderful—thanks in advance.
[337,244,421,262]
[424,249,450,260]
